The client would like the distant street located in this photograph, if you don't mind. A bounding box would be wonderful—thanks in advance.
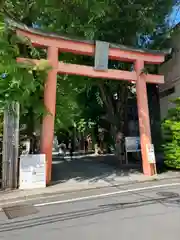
[0,181,180,240]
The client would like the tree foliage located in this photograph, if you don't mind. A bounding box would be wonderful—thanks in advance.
[0,12,51,137]
[162,98,180,168]
[55,74,87,130]
[0,1,48,119]
[0,0,178,139]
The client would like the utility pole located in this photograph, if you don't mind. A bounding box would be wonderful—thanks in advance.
[2,102,19,189]
[12,102,20,188]
[2,107,9,189]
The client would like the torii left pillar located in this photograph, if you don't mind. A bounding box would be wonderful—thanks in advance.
[40,46,59,184]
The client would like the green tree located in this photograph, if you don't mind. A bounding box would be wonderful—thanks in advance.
[34,0,175,139]
[161,98,180,168]
[55,74,87,131]
[0,13,51,138]
[1,0,177,141]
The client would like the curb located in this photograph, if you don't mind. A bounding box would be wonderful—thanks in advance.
[0,175,180,209]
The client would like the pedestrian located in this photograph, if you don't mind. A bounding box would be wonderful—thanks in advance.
[115,132,123,164]
[30,132,37,154]
[84,138,88,154]
[59,142,66,158]
[69,139,74,160]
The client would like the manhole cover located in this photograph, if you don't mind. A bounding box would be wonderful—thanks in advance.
[3,204,38,219]
[156,192,179,198]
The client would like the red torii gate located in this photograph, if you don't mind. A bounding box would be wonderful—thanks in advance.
[13,21,168,184]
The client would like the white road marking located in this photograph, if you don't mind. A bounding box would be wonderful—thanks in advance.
[34,182,180,207]
[0,193,65,210]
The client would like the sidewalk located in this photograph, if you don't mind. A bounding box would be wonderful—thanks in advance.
[0,154,180,206]
[0,166,180,207]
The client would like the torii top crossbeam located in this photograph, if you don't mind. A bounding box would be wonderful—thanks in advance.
[10,18,170,84]
[8,18,170,184]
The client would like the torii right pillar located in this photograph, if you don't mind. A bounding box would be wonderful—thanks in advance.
[135,60,155,176]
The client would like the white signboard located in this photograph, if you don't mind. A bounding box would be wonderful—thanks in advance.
[19,154,46,189]
[125,137,141,152]
[146,144,156,163]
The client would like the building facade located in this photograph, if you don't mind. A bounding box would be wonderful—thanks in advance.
[159,23,180,120]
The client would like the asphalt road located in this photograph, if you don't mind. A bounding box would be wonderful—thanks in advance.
[0,182,180,240]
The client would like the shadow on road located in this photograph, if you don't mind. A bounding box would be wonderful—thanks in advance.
[0,191,180,232]
[51,154,142,185]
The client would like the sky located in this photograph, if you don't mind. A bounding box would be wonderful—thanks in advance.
[168,4,180,27]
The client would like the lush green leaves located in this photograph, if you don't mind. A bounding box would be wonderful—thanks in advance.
[0,0,178,137]
[0,13,51,136]
[162,97,180,168]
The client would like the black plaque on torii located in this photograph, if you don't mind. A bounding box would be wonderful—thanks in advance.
[94,41,109,71]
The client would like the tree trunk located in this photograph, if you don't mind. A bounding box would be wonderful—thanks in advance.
[98,82,129,141]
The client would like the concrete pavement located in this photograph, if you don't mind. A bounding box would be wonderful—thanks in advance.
[0,154,180,207]
[0,180,180,239]
[10,179,180,208]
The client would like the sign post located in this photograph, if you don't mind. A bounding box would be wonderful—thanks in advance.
[94,41,109,71]
[125,137,141,164]
[146,144,157,175]
[19,154,46,189]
